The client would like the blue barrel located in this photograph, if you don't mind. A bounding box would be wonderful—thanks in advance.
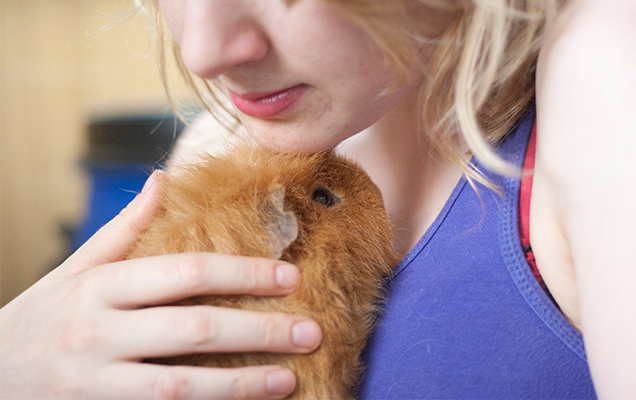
[73,112,185,250]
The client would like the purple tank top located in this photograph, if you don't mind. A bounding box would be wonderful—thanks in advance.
[358,109,597,399]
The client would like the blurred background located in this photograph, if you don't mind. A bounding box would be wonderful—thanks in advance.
[1,0,188,306]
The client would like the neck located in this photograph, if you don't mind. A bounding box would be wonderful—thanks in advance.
[339,88,464,257]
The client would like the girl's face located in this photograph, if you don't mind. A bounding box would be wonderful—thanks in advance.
[158,0,421,152]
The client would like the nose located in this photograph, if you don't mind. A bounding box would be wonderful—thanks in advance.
[177,0,270,79]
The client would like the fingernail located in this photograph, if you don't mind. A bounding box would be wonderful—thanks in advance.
[276,264,299,289]
[292,321,321,349]
[141,170,162,194]
[266,368,296,396]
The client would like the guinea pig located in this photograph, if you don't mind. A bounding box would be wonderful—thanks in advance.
[127,142,398,399]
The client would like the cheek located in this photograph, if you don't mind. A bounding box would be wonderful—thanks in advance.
[336,79,414,134]
[156,0,184,42]
[287,17,409,128]
[323,53,413,131]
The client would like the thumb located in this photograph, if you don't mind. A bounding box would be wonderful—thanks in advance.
[56,170,167,278]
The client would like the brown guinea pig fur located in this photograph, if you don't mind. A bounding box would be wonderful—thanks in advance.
[127,143,398,399]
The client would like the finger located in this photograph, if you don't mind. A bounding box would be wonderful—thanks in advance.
[93,253,300,308]
[98,362,296,400]
[56,170,167,278]
[110,306,321,360]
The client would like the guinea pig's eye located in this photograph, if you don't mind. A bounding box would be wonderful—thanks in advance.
[311,187,340,207]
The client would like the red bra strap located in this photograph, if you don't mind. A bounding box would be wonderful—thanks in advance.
[518,121,560,308]
[519,121,537,247]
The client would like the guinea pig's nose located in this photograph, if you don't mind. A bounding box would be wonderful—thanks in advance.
[311,187,340,208]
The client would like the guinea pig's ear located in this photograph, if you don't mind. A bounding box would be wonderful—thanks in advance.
[261,186,299,259]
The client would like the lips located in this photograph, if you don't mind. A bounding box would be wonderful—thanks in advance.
[228,84,308,119]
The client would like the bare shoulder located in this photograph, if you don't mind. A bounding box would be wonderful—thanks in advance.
[535,0,636,202]
[534,0,636,397]
[537,0,636,131]
[535,0,636,209]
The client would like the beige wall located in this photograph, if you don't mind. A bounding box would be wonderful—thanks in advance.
[0,0,172,306]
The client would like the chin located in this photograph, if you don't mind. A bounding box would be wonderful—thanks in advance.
[247,125,347,154]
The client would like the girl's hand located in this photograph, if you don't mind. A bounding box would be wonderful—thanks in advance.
[0,170,321,400]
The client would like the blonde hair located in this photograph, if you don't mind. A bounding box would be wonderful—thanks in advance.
[142,0,564,183]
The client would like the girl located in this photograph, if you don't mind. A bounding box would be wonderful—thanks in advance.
[1,0,634,398]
